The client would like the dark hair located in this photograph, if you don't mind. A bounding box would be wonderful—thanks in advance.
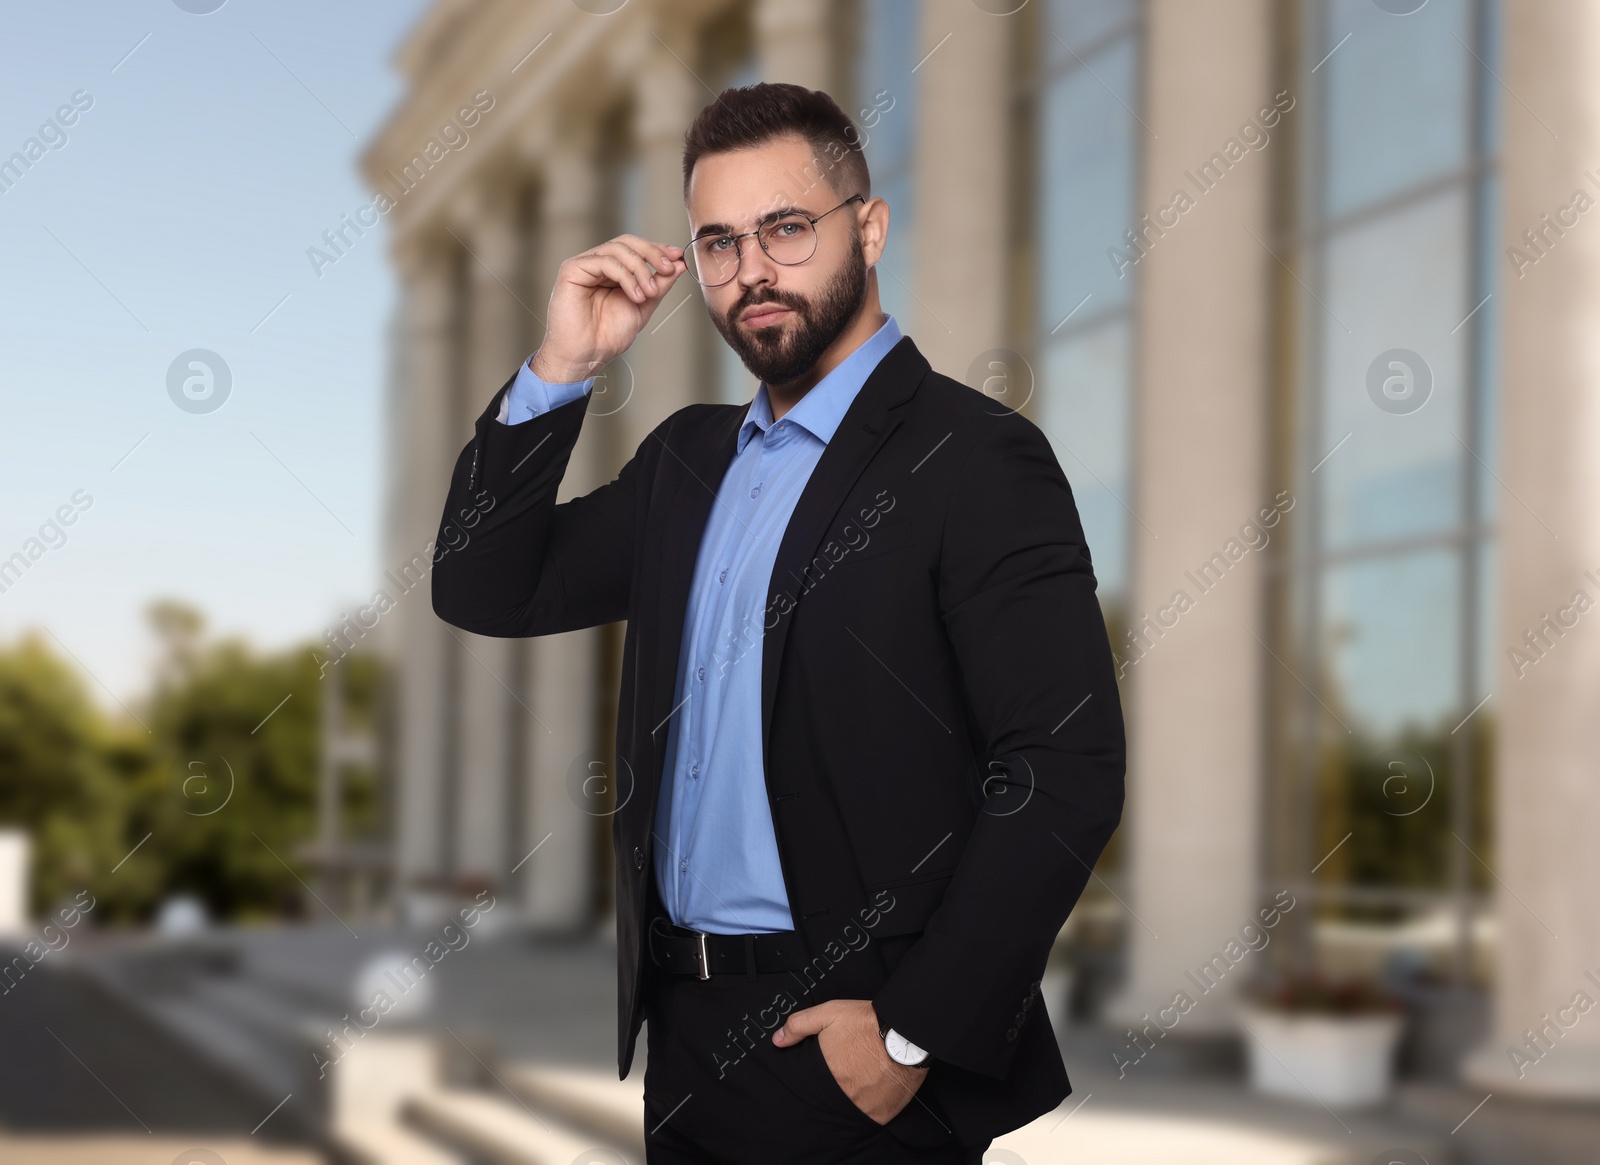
[681,82,871,206]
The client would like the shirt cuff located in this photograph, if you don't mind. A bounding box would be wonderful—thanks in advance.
[496,354,595,424]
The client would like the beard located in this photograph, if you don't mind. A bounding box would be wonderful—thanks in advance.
[711,233,868,389]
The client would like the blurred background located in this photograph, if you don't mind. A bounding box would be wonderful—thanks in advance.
[2,0,1596,1162]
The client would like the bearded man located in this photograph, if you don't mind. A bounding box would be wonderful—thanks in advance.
[432,82,1125,1165]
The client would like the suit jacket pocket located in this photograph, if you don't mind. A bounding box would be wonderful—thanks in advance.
[866,871,955,937]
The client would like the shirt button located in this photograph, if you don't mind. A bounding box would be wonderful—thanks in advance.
[632,847,644,871]
[697,666,706,681]
[679,858,688,872]
[750,485,760,498]
[719,569,727,584]
[690,763,700,778]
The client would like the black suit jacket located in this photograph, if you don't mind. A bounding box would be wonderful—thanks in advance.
[431,335,1125,1145]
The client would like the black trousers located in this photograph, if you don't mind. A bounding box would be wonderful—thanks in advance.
[640,916,992,1164]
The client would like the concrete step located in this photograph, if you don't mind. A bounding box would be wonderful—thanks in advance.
[0,1135,320,1165]
[325,1035,468,1164]
[1396,1079,1593,1165]
[65,958,329,1135]
[74,955,332,1130]
[499,1062,646,1157]
[994,1103,1445,1164]
[181,970,338,1065]
[334,1118,465,1165]
[406,1088,642,1165]
[139,994,311,1103]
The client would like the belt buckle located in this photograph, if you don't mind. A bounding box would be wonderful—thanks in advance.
[692,930,711,980]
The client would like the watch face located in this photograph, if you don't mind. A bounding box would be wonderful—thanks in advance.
[885,1028,929,1065]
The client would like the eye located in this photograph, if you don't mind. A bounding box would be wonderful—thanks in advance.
[709,236,736,252]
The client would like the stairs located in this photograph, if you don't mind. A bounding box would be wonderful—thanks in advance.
[328,1038,644,1164]
[498,1064,646,1157]
[71,927,646,1164]
[405,1089,636,1164]
[68,935,337,1138]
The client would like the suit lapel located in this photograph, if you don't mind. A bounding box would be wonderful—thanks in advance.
[647,405,743,785]
[759,336,928,763]
[639,336,930,800]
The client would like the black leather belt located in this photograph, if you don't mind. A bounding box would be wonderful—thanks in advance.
[647,915,808,979]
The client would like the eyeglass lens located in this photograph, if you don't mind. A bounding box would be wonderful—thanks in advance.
[690,214,817,285]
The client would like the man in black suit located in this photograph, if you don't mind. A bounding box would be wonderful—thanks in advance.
[432,83,1124,1164]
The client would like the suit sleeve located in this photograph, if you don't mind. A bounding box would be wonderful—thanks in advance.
[869,410,1126,1081]
[431,366,646,637]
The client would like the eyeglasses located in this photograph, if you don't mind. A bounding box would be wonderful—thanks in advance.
[686,194,865,287]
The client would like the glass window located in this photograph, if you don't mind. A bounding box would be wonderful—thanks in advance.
[1037,321,1132,596]
[1047,0,1140,59]
[853,0,920,325]
[1039,37,1139,322]
[1031,0,1143,615]
[1321,551,1462,738]
[698,1,759,405]
[1281,0,1500,938]
[1322,0,1473,217]
[596,103,641,239]
[1318,189,1469,548]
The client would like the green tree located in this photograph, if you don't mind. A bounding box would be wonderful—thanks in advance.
[0,633,132,916]
[127,602,378,923]
[0,602,380,925]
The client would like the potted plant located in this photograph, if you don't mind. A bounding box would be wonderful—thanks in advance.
[1240,970,1406,1108]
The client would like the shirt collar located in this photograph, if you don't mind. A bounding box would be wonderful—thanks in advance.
[737,314,902,454]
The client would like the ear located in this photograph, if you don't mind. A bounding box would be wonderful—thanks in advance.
[858,196,890,266]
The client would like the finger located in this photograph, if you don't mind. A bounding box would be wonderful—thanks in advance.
[773,1003,828,1045]
[599,240,665,297]
[658,245,688,280]
[631,262,692,328]
[577,245,654,301]
[597,238,669,297]
[611,238,688,296]
[615,235,685,276]
[633,267,693,327]
[616,242,685,298]
[567,251,652,303]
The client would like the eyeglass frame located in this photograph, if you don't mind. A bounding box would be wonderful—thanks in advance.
[685,193,867,287]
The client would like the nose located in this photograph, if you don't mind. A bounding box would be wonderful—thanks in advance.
[735,235,779,292]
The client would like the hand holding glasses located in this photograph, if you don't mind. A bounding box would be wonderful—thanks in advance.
[524,194,865,385]
[528,235,688,382]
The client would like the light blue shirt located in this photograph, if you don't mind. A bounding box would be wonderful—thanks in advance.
[499,315,903,933]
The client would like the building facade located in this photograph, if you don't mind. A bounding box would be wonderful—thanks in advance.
[363,0,1600,1095]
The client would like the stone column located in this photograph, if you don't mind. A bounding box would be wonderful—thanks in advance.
[448,182,527,889]
[1463,0,1600,1098]
[518,131,607,932]
[908,0,1009,378]
[390,234,459,900]
[756,0,833,89]
[1110,0,1274,1034]
[626,22,705,438]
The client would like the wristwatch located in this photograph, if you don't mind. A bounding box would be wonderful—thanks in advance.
[879,1021,931,1068]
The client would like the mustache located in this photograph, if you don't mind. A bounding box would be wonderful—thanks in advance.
[729,287,809,322]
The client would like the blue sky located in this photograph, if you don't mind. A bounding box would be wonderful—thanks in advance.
[0,0,434,703]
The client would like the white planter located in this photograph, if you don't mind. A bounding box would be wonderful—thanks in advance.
[1241,1007,1404,1108]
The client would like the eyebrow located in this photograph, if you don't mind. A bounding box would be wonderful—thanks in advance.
[692,204,809,240]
